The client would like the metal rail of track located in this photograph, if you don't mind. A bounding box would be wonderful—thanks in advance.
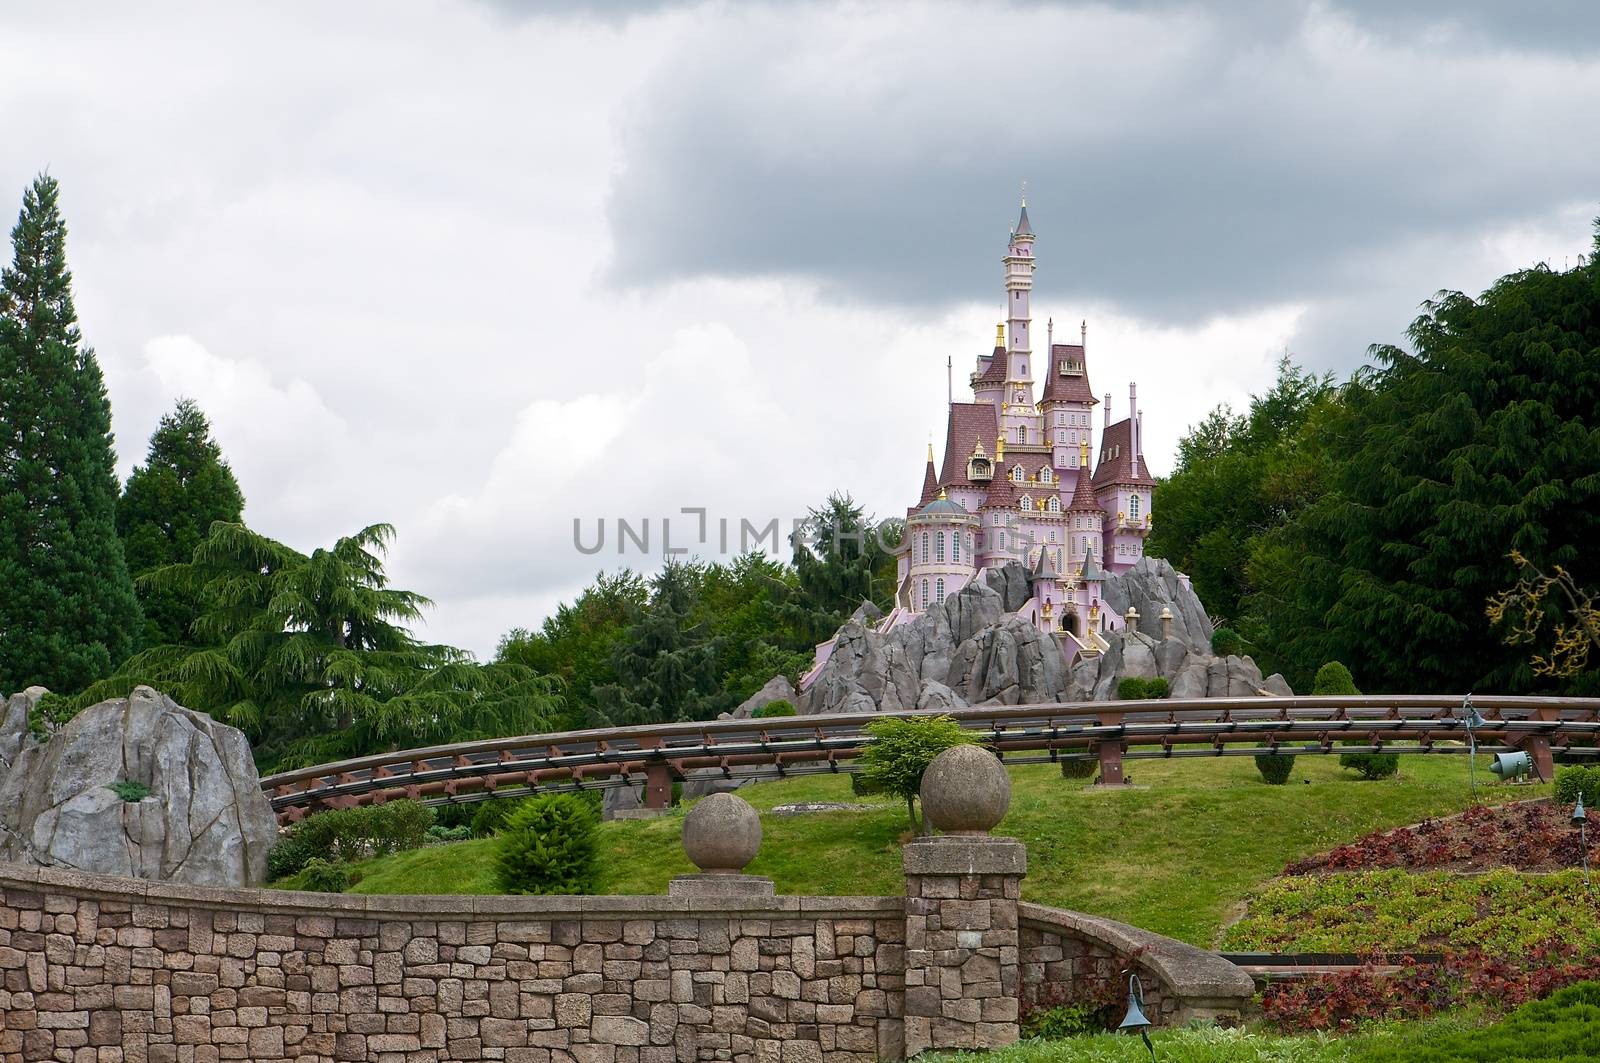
[259,695,1600,822]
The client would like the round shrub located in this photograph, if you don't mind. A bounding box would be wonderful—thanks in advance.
[300,858,354,893]
[1254,753,1294,785]
[1340,747,1400,780]
[1117,677,1150,700]
[1312,661,1360,696]
[1060,759,1097,780]
[426,824,472,843]
[1554,765,1600,806]
[1211,627,1245,657]
[752,699,796,719]
[493,793,601,895]
[1144,676,1170,699]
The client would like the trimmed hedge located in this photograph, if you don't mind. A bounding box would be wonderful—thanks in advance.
[265,800,435,880]
[300,858,354,893]
[1116,676,1170,700]
[493,793,601,895]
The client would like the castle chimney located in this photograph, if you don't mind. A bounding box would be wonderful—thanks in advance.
[1129,383,1139,477]
[1104,392,1112,430]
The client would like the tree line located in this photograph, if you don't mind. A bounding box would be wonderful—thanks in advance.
[1150,223,1600,695]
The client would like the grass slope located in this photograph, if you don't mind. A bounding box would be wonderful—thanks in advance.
[287,754,1539,947]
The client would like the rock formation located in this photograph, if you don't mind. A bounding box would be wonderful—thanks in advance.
[0,685,278,886]
[798,557,1290,714]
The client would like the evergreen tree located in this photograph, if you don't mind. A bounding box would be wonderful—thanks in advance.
[590,559,720,727]
[0,174,140,692]
[1249,227,1600,693]
[785,492,896,644]
[117,398,245,646]
[78,522,561,770]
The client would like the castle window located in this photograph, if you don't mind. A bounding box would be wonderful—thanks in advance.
[936,577,945,604]
[1130,494,1141,519]
[998,531,1006,551]
[921,579,929,608]
[1040,467,1052,483]
[1011,464,1025,482]
[920,532,929,564]
[1017,425,1026,445]
[1047,497,1061,513]
[1020,496,1032,512]
[935,531,946,563]
[1056,548,1064,571]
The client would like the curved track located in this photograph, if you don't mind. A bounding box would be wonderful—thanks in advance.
[260,695,1600,822]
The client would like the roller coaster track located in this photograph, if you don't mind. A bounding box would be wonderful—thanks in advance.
[259,695,1600,823]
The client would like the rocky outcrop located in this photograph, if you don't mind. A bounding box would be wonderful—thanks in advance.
[0,686,278,886]
[727,675,797,720]
[803,570,1071,714]
[795,557,1291,713]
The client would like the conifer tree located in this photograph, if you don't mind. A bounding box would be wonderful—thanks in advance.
[117,398,245,645]
[785,493,896,643]
[0,174,140,692]
[590,559,720,727]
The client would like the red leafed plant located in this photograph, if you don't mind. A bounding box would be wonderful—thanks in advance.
[1262,947,1600,1031]
[1285,801,1592,875]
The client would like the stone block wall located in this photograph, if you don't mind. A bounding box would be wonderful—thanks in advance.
[0,866,903,1063]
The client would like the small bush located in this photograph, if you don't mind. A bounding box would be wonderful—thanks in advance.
[426,824,472,843]
[472,798,523,838]
[1255,754,1294,785]
[1144,676,1170,699]
[300,858,354,893]
[109,779,151,802]
[493,793,601,895]
[1211,627,1245,657]
[1117,677,1149,700]
[1060,759,1097,780]
[431,802,476,830]
[1555,765,1600,806]
[1311,661,1360,696]
[752,699,796,719]
[1340,746,1401,780]
[264,800,436,880]
[1021,1002,1102,1039]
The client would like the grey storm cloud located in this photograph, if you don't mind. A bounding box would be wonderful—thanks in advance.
[601,0,1600,361]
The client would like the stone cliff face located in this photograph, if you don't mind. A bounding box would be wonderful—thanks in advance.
[0,685,279,886]
[801,558,1290,714]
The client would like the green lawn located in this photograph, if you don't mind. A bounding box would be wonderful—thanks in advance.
[279,754,1540,948]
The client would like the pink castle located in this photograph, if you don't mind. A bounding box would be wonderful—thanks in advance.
[889,201,1155,652]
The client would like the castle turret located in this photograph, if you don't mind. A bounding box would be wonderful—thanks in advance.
[1093,381,1156,573]
[904,490,979,613]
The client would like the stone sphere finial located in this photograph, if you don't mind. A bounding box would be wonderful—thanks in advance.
[919,744,1011,834]
[681,793,762,874]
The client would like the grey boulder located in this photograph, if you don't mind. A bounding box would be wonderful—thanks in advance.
[0,686,278,887]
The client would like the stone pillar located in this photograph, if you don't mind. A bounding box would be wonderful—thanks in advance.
[1159,606,1173,641]
[903,745,1026,1055]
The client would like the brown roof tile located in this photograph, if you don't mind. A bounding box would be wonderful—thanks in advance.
[976,345,1008,384]
[938,403,1000,488]
[1091,418,1157,489]
[1040,343,1097,405]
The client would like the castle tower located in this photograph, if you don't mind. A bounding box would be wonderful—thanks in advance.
[1092,381,1156,573]
[999,200,1043,450]
[1040,318,1097,472]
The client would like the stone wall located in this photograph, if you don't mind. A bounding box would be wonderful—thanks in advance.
[0,864,904,1063]
[1018,904,1256,1027]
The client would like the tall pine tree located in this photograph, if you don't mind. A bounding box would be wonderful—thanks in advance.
[117,398,245,645]
[0,174,140,692]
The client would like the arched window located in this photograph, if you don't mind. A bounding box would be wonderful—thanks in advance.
[1020,495,1033,512]
[998,531,1006,551]
[1130,494,1141,519]
[935,531,946,563]
[1056,548,1064,571]
[920,532,929,564]
[1046,497,1061,513]
[1040,467,1052,483]
[921,579,929,608]
[1016,425,1026,445]
[935,577,945,603]
[1011,464,1025,482]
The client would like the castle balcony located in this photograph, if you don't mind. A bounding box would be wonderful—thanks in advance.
[1113,513,1153,533]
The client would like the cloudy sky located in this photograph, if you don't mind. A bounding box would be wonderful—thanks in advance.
[2,0,1595,656]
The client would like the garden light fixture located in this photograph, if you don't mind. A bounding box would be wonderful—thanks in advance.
[1118,971,1156,1060]
[1488,750,1531,780]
